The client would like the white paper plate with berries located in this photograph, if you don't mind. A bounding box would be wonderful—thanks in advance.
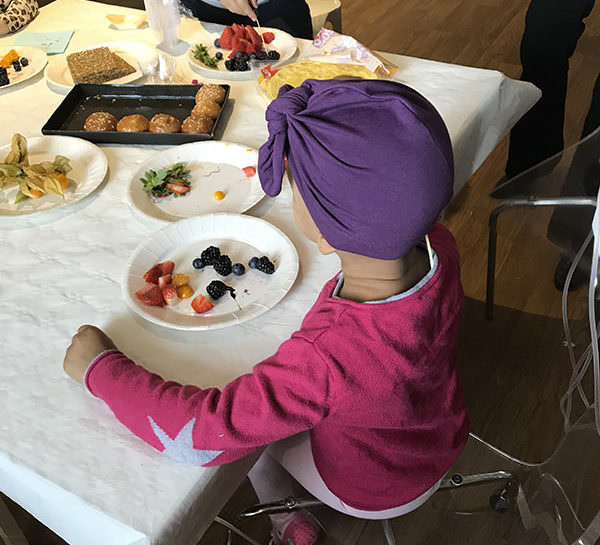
[187,26,298,81]
[124,213,299,330]
[129,141,267,222]
[0,46,48,92]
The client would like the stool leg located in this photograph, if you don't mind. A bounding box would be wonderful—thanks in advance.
[381,519,398,545]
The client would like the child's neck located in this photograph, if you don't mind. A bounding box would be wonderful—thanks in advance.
[337,247,431,303]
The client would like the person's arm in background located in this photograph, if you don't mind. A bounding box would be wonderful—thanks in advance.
[0,0,38,35]
[217,0,258,21]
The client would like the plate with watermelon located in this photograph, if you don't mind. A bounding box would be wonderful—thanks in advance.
[188,24,297,80]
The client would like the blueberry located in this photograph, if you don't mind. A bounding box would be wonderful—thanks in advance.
[192,257,205,270]
[235,52,243,59]
[20,57,29,67]
[215,51,223,60]
[12,60,21,72]
[248,257,259,269]
[248,53,256,60]
[232,263,245,276]
[214,38,220,48]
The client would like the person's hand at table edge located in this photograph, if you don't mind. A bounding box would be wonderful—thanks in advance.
[218,0,258,21]
[64,325,116,384]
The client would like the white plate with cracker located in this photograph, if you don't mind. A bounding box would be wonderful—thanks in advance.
[0,46,47,92]
[188,26,297,81]
[123,213,299,330]
[45,41,152,92]
[129,141,269,222]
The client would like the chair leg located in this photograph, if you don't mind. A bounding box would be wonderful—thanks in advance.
[381,519,398,545]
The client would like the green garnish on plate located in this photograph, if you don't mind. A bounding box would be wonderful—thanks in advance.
[193,44,218,68]
[140,162,192,199]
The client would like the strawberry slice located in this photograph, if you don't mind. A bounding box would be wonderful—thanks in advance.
[246,25,262,51]
[158,273,172,289]
[167,183,190,194]
[220,26,234,49]
[191,295,214,314]
[262,31,275,44]
[143,264,162,284]
[158,261,175,275]
[135,284,164,306]
[243,166,256,177]
[162,284,180,306]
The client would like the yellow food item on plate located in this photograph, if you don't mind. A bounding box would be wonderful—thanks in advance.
[0,49,19,68]
[258,61,377,100]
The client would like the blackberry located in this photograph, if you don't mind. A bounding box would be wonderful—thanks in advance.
[192,257,206,270]
[0,67,6,76]
[267,50,280,60]
[235,52,243,59]
[214,38,220,48]
[20,57,29,67]
[12,60,21,72]
[248,53,256,60]
[232,263,245,276]
[215,51,223,60]
[0,72,8,87]
[248,256,259,269]
[213,254,232,276]
[225,59,235,71]
[256,50,267,61]
[200,245,221,265]
[206,280,236,300]
[234,58,249,71]
[256,256,275,274]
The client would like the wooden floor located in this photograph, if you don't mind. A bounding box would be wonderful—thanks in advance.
[3,0,600,544]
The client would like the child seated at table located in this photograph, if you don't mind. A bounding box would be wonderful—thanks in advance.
[0,0,38,34]
[63,79,469,545]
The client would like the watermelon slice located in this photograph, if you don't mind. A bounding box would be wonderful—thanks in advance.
[238,38,254,55]
[246,25,263,51]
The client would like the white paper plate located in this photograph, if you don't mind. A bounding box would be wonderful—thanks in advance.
[129,141,267,222]
[188,27,297,80]
[45,41,151,92]
[0,46,47,92]
[0,136,108,218]
[123,214,299,330]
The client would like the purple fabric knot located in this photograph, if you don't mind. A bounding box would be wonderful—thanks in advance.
[258,79,454,260]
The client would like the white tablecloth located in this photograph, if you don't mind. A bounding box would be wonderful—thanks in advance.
[0,3,540,544]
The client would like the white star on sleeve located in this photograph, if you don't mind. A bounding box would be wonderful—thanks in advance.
[148,417,224,466]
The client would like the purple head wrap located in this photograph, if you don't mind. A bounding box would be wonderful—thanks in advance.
[258,79,454,259]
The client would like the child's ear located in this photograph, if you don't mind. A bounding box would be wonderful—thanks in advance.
[317,235,336,255]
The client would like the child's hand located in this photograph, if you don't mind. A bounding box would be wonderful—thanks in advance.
[64,325,116,384]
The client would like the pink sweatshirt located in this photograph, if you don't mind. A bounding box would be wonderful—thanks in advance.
[85,223,468,511]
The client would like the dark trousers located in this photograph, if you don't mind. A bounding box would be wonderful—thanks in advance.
[505,0,600,262]
[506,0,598,179]
[180,0,313,40]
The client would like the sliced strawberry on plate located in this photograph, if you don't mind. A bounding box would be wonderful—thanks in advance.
[158,261,175,275]
[242,166,256,177]
[158,273,172,289]
[143,264,163,284]
[262,31,275,44]
[191,295,214,314]
[220,26,234,49]
[167,183,190,194]
[135,284,164,306]
[237,38,253,55]
[162,284,180,306]
[246,25,262,51]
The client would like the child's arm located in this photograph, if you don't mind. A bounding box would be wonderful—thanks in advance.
[0,0,38,34]
[64,326,332,466]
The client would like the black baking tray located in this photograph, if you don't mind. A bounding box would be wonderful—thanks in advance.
[41,83,231,145]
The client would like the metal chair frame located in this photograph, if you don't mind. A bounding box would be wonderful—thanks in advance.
[234,468,516,545]
[485,196,597,320]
